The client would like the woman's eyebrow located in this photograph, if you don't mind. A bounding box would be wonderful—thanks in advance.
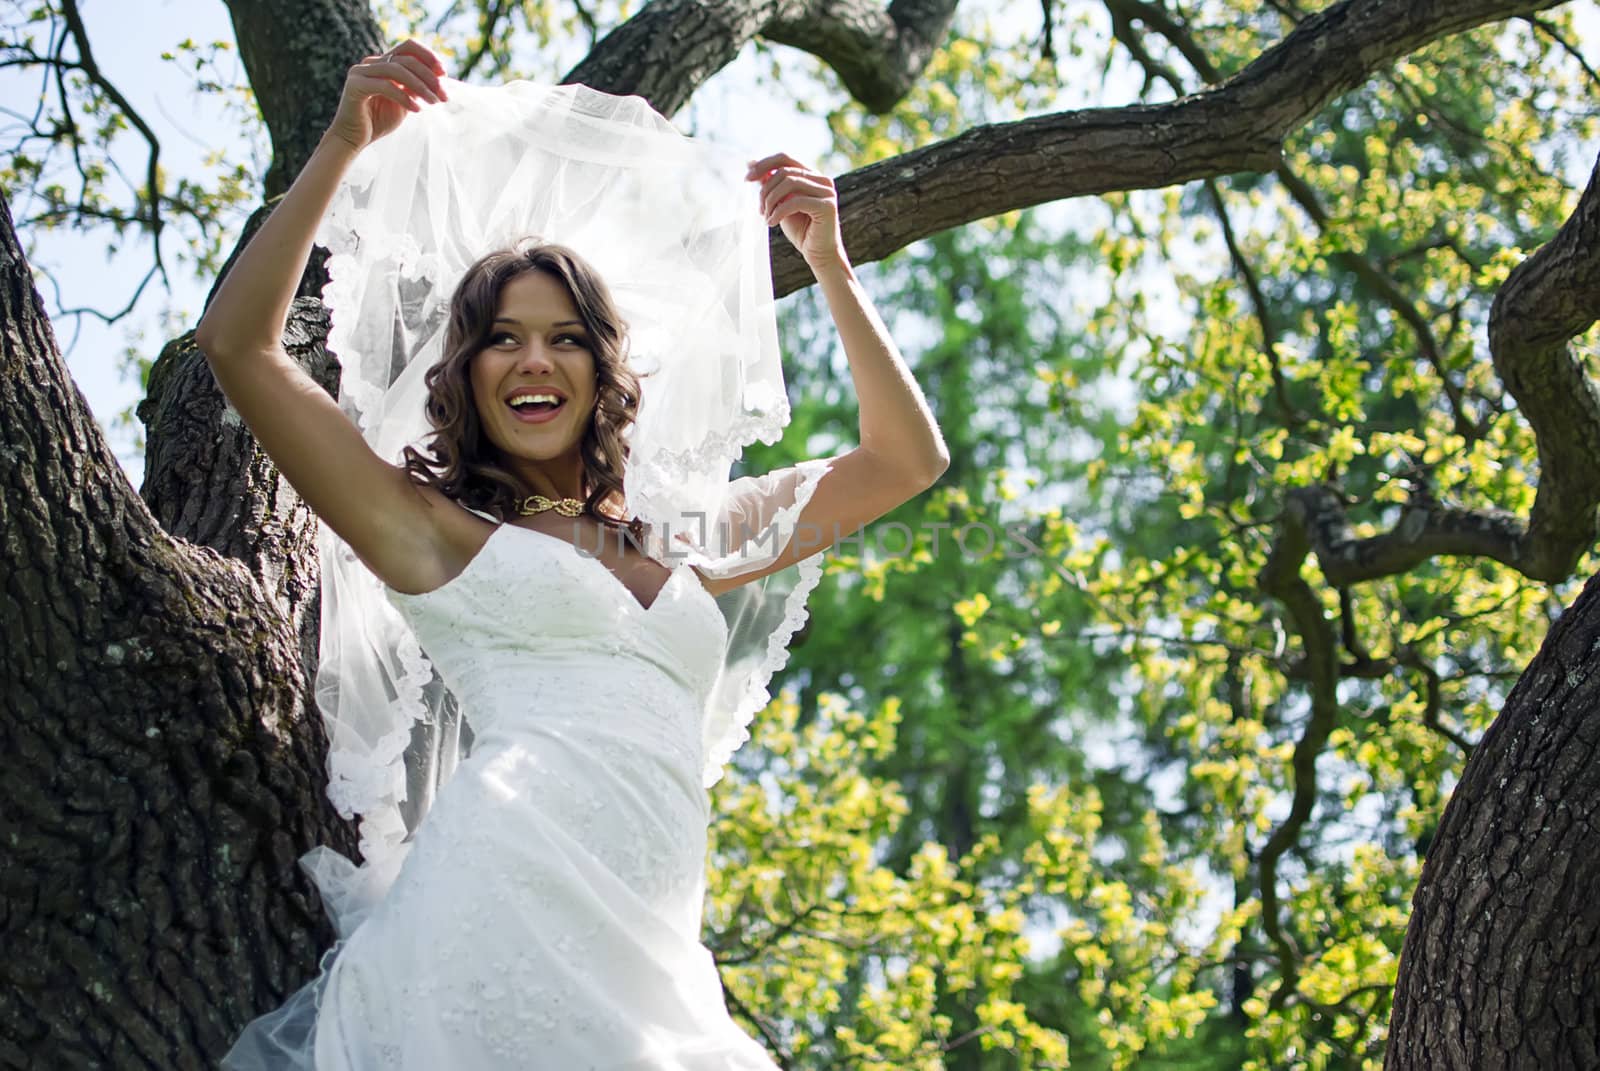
[491,317,585,328]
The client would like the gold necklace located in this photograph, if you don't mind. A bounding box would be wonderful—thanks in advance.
[514,493,586,517]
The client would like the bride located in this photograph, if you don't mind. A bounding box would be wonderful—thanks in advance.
[200,39,948,1068]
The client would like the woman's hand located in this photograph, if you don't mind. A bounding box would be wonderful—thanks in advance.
[325,40,449,154]
[747,153,846,273]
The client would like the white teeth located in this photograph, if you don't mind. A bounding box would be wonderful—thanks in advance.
[509,392,562,408]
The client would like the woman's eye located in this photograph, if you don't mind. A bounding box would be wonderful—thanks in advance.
[490,332,518,346]
[555,333,587,346]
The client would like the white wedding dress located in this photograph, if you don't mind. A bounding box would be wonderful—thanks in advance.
[224,515,783,1069]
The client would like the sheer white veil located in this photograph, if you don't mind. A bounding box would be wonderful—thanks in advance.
[302,78,835,935]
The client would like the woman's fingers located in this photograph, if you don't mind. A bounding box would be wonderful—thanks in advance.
[328,41,449,149]
[387,53,448,100]
[768,195,831,229]
[747,157,834,204]
[358,57,442,104]
[746,152,805,180]
[350,74,420,112]
[760,173,834,221]
[388,38,447,76]
[744,152,848,268]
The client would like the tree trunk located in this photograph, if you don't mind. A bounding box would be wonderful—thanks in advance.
[0,5,389,1063]
[225,0,384,201]
[0,188,356,1068]
[1386,571,1600,1069]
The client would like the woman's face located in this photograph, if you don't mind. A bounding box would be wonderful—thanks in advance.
[468,270,598,475]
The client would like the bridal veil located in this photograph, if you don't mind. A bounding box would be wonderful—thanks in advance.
[305,77,834,935]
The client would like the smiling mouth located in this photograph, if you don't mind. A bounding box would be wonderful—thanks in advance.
[506,395,567,422]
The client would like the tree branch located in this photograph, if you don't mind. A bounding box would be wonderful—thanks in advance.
[563,0,956,119]
[0,4,176,330]
[1103,0,1221,83]
[1487,149,1600,583]
[1273,163,1487,441]
[1281,484,1532,585]
[769,0,1565,295]
[1525,14,1600,91]
[761,0,961,114]
[457,0,515,79]
[1204,177,1302,427]
[1256,493,1343,1011]
[562,0,785,116]
[57,0,168,284]
[223,0,383,199]
[1396,646,1475,756]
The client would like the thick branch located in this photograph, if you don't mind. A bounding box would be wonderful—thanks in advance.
[1284,484,1532,585]
[761,0,960,114]
[769,0,1563,295]
[563,0,956,119]
[1488,150,1600,583]
[223,0,383,199]
[136,304,338,679]
[562,0,782,116]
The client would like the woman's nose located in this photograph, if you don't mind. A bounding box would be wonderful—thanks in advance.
[513,340,555,373]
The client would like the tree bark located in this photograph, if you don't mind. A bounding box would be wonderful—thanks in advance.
[137,307,340,681]
[566,0,959,117]
[1487,150,1600,582]
[224,0,384,201]
[0,189,355,1067]
[1386,571,1600,1069]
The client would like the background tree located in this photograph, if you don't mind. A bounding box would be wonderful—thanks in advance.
[2,0,1597,1068]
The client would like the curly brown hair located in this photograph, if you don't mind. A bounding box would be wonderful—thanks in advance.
[401,240,646,542]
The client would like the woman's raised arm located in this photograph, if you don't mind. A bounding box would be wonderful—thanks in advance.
[711,153,949,589]
[195,42,457,591]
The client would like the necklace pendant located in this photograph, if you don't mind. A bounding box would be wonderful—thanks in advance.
[516,494,586,517]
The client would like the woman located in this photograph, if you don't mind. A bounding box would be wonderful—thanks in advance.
[202,39,949,1068]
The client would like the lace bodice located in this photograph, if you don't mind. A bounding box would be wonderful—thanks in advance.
[385,523,729,742]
